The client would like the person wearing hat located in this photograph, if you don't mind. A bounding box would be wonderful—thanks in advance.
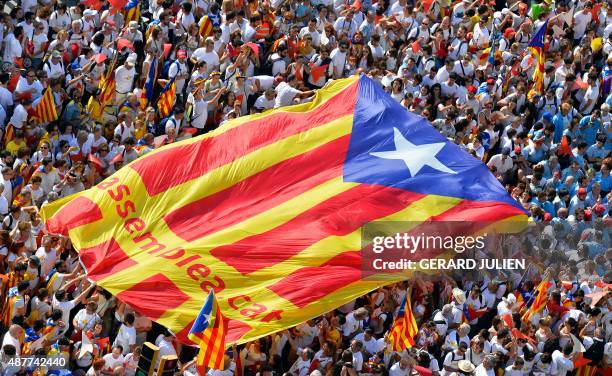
[120,21,143,43]
[113,55,136,106]
[191,37,220,75]
[168,50,190,100]
[568,187,588,216]
[442,341,469,375]
[186,86,226,134]
[499,28,515,52]
[81,9,98,40]
[456,359,475,375]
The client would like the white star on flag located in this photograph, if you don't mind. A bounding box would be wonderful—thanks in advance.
[371,127,456,176]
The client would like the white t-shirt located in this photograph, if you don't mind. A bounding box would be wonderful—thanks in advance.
[9,105,31,129]
[254,95,275,110]
[188,95,208,129]
[73,309,100,332]
[581,85,599,114]
[35,247,58,276]
[487,154,513,175]
[52,296,77,334]
[113,324,136,355]
[329,48,347,79]
[389,362,409,376]
[275,82,300,108]
[551,350,573,376]
[1,332,21,355]
[573,11,592,39]
[103,353,125,373]
[114,66,136,94]
[192,49,220,74]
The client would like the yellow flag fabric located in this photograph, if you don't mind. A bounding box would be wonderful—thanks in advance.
[41,76,526,345]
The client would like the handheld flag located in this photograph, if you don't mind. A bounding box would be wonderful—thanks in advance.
[527,19,549,95]
[388,293,418,351]
[199,15,214,38]
[122,0,140,23]
[41,76,526,345]
[521,277,551,323]
[97,58,117,107]
[157,78,176,118]
[140,57,157,109]
[189,290,227,373]
[29,88,58,124]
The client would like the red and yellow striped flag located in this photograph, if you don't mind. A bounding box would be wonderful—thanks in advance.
[122,0,140,23]
[521,277,551,323]
[527,19,549,96]
[388,292,419,351]
[199,15,213,38]
[29,88,58,124]
[157,78,176,118]
[575,365,598,376]
[189,290,227,373]
[40,76,527,345]
[99,73,116,106]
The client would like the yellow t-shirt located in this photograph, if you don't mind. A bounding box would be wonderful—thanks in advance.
[87,96,105,122]
[6,140,26,155]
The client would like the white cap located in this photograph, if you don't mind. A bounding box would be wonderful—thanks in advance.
[126,56,137,64]
[83,9,98,17]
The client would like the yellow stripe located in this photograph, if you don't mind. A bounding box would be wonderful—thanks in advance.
[251,194,461,281]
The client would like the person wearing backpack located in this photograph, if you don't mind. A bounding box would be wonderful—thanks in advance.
[167,50,190,102]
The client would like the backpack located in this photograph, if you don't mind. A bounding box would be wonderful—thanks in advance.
[156,116,175,136]
[261,54,282,76]
[162,60,178,79]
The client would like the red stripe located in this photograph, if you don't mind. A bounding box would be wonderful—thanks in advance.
[210,185,426,275]
[267,251,363,308]
[269,198,525,307]
[165,136,351,242]
[80,238,138,281]
[129,81,358,195]
[116,273,190,320]
[46,196,103,235]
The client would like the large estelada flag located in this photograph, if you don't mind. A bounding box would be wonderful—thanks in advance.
[40,75,527,345]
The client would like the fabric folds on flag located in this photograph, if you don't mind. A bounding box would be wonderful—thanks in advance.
[388,293,418,351]
[122,0,140,23]
[522,277,551,323]
[157,77,176,118]
[41,75,527,345]
[528,19,549,95]
[140,57,157,109]
[29,88,58,124]
[189,291,227,373]
[199,15,214,38]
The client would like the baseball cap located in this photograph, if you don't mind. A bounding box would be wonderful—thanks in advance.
[578,188,587,196]
[502,147,511,155]
[83,9,98,17]
[486,77,495,84]
[126,56,137,64]
[51,50,62,58]
[177,50,187,58]
[129,21,139,29]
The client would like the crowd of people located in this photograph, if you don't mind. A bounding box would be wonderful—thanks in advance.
[0,0,611,374]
